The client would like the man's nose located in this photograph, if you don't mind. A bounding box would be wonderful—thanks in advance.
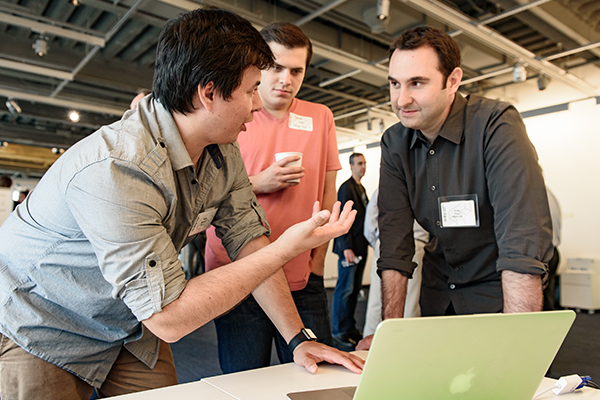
[252,90,262,112]
[279,70,291,86]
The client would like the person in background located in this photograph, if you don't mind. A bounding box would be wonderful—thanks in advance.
[362,188,428,338]
[0,9,363,400]
[0,175,12,188]
[17,189,29,204]
[331,152,369,350]
[130,89,151,110]
[204,22,341,373]
[359,26,552,349]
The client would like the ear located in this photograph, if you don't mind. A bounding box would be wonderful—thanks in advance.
[197,82,216,112]
[446,67,463,94]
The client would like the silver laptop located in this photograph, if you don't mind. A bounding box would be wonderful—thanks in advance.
[287,310,576,400]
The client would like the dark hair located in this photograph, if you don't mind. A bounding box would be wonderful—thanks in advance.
[0,175,12,188]
[153,8,274,115]
[390,26,461,86]
[261,22,313,71]
[349,152,364,165]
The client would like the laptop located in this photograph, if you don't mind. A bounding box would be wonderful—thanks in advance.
[287,310,576,400]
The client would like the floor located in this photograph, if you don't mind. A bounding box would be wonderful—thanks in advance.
[170,287,600,385]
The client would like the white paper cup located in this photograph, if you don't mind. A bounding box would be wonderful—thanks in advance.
[275,152,303,183]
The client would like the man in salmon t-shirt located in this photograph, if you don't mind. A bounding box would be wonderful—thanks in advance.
[205,22,341,373]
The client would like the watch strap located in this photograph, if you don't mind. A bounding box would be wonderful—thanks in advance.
[288,328,317,353]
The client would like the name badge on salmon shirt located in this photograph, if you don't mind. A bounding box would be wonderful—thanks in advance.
[289,113,313,131]
[438,194,480,228]
[189,207,218,237]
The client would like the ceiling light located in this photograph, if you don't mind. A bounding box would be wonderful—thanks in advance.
[537,74,550,91]
[33,37,48,57]
[5,98,21,114]
[377,0,390,20]
[72,0,80,5]
[69,111,80,122]
[512,62,527,83]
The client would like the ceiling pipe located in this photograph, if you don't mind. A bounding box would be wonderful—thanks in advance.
[0,12,105,47]
[295,0,349,27]
[0,88,125,116]
[459,41,600,86]
[400,0,597,96]
[50,0,146,99]
[510,0,600,60]
[449,0,553,37]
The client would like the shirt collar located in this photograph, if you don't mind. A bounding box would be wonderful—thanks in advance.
[409,93,467,148]
[138,98,225,171]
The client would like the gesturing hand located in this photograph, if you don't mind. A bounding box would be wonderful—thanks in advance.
[274,201,356,259]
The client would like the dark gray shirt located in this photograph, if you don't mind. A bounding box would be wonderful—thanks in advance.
[378,94,553,315]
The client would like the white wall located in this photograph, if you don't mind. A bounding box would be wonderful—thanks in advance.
[524,98,600,270]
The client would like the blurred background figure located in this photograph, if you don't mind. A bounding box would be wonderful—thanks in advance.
[129,89,150,110]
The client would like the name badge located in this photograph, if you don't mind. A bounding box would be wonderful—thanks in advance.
[189,207,218,236]
[289,113,313,131]
[438,194,480,228]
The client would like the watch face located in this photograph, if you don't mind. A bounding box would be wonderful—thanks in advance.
[304,328,317,340]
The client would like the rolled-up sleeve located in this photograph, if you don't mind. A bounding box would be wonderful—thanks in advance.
[65,159,187,321]
[377,130,418,278]
[483,107,553,276]
[211,144,270,262]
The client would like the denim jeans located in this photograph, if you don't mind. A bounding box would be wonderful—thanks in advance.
[331,255,367,337]
[214,273,333,374]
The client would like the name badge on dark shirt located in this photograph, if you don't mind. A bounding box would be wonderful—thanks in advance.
[438,194,480,228]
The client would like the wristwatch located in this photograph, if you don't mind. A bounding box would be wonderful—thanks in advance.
[288,328,317,353]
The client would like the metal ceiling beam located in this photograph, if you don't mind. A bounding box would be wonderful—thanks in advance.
[511,0,600,59]
[50,0,146,98]
[295,0,349,27]
[400,0,598,96]
[0,88,125,116]
[154,0,390,81]
[0,58,74,81]
[0,12,105,47]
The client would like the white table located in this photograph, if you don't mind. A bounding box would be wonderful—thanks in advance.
[105,380,235,399]
[108,351,600,399]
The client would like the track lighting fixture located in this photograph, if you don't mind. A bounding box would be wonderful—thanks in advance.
[5,98,21,115]
[33,36,49,57]
[377,0,390,20]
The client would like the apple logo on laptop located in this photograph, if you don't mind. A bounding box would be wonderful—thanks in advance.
[450,368,475,394]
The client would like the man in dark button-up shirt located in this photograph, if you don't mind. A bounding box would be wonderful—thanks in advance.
[358,26,552,350]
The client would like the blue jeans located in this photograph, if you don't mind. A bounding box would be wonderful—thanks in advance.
[214,273,333,374]
[331,255,367,337]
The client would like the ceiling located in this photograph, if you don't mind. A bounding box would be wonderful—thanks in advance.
[1,0,599,177]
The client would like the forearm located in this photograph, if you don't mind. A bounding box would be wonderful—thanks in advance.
[143,235,286,342]
[381,269,408,319]
[252,270,304,343]
[502,270,543,313]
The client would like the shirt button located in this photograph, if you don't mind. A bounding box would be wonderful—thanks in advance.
[436,220,441,226]
[449,284,456,289]
[191,179,198,185]
[429,149,435,155]
[431,185,436,191]
[149,260,156,267]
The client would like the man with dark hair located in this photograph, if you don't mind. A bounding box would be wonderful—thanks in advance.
[357,26,552,349]
[0,9,363,399]
[205,21,341,373]
[331,152,369,350]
